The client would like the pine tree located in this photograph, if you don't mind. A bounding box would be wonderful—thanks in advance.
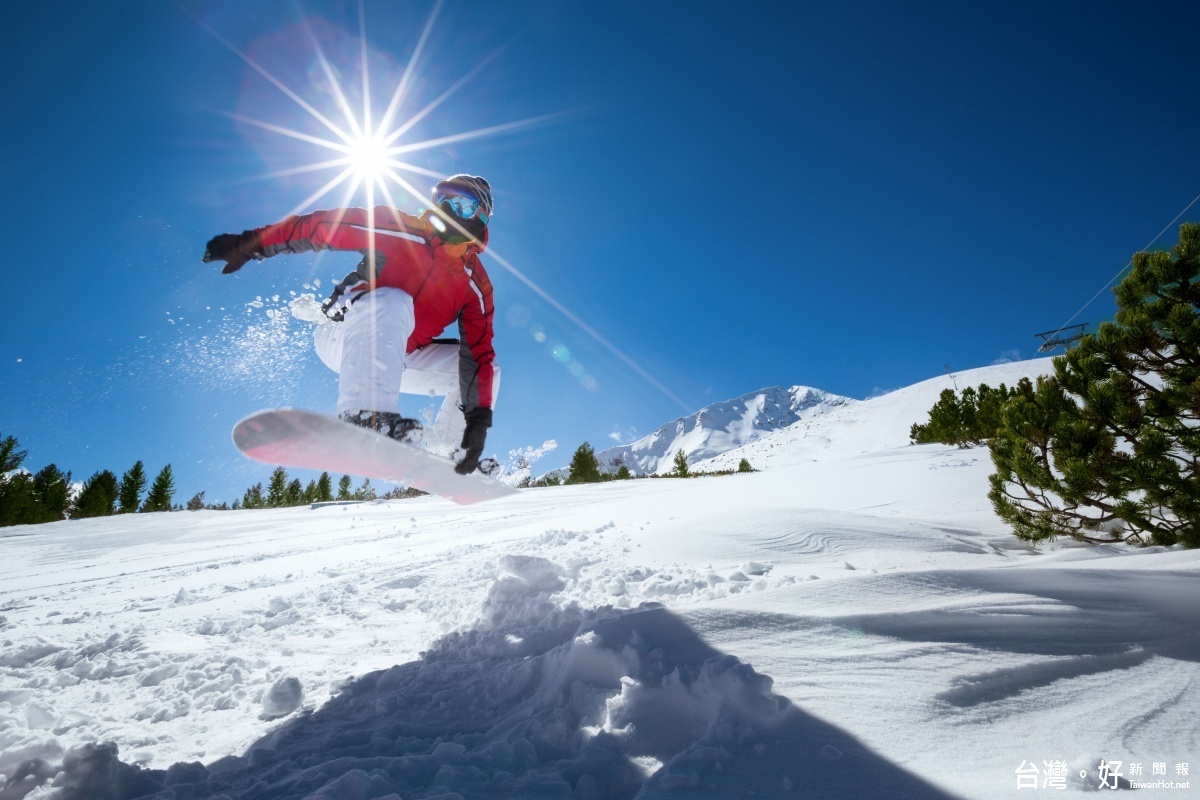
[74,470,119,518]
[911,388,972,446]
[142,465,175,512]
[615,464,632,480]
[989,223,1200,548]
[337,474,353,500]
[958,387,980,443]
[911,382,1025,447]
[737,458,754,473]
[974,383,1012,439]
[286,478,305,506]
[386,486,428,500]
[0,433,35,527]
[24,464,71,523]
[267,466,289,508]
[354,478,376,501]
[118,461,147,514]
[242,483,265,509]
[566,442,602,484]
[316,472,334,503]
[186,491,206,511]
[0,433,27,474]
[672,450,690,478]
[0,473,36,526]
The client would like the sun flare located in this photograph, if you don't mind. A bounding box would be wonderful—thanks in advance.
[199,2,691,412]
[345,133,391,184]
[204,3,567,219]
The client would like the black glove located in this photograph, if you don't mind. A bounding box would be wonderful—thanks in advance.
[320,296,346,323]
[202,230,265,274]
[455,407,493,475]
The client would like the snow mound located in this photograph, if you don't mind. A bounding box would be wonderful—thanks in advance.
[23,556,954,799]
[260,676,303,720]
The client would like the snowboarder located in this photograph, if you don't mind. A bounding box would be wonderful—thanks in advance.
[203,175,499,475]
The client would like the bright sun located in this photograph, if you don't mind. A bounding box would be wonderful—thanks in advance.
[346,134,391,183]
[209,3,564,219]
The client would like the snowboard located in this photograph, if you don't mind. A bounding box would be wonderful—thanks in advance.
[232,409,517,505]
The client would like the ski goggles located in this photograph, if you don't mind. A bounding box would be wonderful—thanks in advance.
[434,187,490,225]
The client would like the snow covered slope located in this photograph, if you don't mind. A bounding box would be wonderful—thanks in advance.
[701,357,1057,472]
[592,385,855,475]
[2,357,1197,800]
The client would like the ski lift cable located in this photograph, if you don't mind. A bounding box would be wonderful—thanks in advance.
[1046,189,1200,341]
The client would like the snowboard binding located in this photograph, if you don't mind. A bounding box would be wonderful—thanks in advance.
[339,410,424,445]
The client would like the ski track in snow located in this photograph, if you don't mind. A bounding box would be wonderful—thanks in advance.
[2,359,1199,799]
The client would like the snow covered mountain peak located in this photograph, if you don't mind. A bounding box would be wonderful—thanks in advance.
[698,358,1059,474]
[595,385,856,475]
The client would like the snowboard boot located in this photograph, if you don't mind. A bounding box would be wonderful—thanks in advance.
[477,457,500,477]
[340,410,424,445]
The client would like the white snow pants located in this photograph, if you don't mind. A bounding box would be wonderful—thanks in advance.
[313,287,500,454]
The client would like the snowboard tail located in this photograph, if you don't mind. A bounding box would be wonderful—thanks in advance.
[233,409,516,505]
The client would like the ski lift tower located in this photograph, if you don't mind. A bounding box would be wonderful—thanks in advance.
[1034,323,1089,353]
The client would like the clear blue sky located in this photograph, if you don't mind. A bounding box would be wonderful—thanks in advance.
[2,1,1198,504]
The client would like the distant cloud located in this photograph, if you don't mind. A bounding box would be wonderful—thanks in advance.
[991,349,1023,365]
[866,386,897,399]
[609,424,638,444]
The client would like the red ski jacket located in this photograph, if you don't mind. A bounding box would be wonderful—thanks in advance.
[256,206,496,412]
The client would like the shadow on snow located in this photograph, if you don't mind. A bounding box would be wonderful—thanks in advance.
[848,569,1200,665]
[19,555,961,800]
